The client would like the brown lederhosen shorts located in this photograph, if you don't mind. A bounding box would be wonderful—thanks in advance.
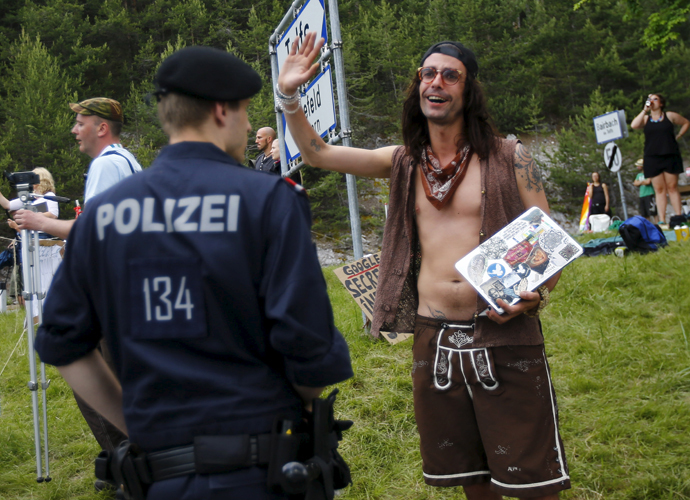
[412,315,571,497]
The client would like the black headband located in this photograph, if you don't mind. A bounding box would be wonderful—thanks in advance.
[420,41,479,79]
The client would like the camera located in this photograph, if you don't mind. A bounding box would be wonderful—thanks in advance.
[5,170,40,189]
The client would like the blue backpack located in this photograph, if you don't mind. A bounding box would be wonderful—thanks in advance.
[618,216,667,253]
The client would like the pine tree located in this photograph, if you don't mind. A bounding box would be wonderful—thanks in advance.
[0,31,83,226]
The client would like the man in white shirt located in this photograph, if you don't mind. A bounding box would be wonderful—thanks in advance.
[13,98,141,489]
[14,97,142,239]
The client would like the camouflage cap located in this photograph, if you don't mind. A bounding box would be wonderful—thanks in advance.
[69,98,123,123]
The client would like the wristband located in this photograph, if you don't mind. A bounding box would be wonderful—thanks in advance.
[275,84,301,115]
[278,99,301,115]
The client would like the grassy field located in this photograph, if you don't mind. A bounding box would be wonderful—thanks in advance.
[0,238,689,499]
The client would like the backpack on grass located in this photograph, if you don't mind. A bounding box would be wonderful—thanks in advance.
[618,216,667,254]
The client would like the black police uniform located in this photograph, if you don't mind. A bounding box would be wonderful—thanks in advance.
[35,141,353,499]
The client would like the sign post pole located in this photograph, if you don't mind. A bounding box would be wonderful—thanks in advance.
[326,0,362,261]
[268,36,286,175]
[616,170,627,220]
[603,141,628,220]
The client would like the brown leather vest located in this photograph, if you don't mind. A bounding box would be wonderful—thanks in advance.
[372,139,543,347]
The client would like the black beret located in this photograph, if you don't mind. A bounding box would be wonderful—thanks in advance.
[154,46,262,101]
[421,41,479,79]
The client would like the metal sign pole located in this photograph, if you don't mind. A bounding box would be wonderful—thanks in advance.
[604,142,628,220]
[617,170,628,220]
[326,0,363,261]
[268,39,288,176]
[325,0,367,328]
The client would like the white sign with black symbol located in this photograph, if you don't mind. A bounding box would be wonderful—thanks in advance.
[593,110,628,144]
[276,0,328,72]
[282,65,337,161]
[603,142,622,173]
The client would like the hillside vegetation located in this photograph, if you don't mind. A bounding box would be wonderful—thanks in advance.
[0,239,688,499]
[1,0,690,239]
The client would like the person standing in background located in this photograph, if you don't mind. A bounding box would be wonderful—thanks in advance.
[14,98,142,240]
[631,93,689,225]
[633,159,657,224]
[587,172,610,216]
[1,167,62,322]
[13,98,141,490]
[254,126,279,174]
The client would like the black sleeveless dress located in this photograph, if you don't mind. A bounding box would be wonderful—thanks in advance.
[643,113,683,177]
[590,184,609,215]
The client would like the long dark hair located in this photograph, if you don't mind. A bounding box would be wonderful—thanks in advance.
[401,72,499,164]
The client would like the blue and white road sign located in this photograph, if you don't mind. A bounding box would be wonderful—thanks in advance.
[277,0,328,73]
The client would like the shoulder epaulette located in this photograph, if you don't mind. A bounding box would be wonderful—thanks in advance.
[283,177,308,197]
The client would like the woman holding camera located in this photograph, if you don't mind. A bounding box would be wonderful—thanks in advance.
[0,168,61,319]
[631,93,689,225]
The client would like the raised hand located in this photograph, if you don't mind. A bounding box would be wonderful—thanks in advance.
[278,31,324,96]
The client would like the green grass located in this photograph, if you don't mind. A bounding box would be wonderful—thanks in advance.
[1,241,690,499]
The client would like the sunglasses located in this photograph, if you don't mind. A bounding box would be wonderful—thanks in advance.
[417,67,463,85]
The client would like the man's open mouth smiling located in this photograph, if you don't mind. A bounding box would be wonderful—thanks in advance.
[426,94,448,104]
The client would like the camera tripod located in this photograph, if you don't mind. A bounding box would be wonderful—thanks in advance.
[7,171,69,482]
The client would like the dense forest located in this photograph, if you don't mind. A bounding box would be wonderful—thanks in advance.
[0,0,689,235]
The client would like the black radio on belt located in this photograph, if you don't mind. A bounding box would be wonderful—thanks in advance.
[268,389,353,499]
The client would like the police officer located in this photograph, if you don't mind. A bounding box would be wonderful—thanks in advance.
[35,46,353,499]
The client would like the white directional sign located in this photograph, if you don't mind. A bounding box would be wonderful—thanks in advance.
[283,65,337,161]
[593,110,628,144]
[277,0,327,73]
[603,142,622,173]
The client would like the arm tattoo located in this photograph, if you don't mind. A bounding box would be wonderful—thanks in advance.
[428,306,447,319]
[310,139,321,152]
[513,143,543,193]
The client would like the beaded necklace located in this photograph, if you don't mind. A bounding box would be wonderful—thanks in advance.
[649,112,664,123]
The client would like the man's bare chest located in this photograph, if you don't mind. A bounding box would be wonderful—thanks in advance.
[414,155,482,226]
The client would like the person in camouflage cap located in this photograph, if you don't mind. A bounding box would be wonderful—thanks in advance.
[14,95,142,492]
[15,96,141,238]
[69,97,124,123]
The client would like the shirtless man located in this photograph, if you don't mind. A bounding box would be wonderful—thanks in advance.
[278,33,569,499]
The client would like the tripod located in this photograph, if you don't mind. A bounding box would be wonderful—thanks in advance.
[8,171,69,482]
